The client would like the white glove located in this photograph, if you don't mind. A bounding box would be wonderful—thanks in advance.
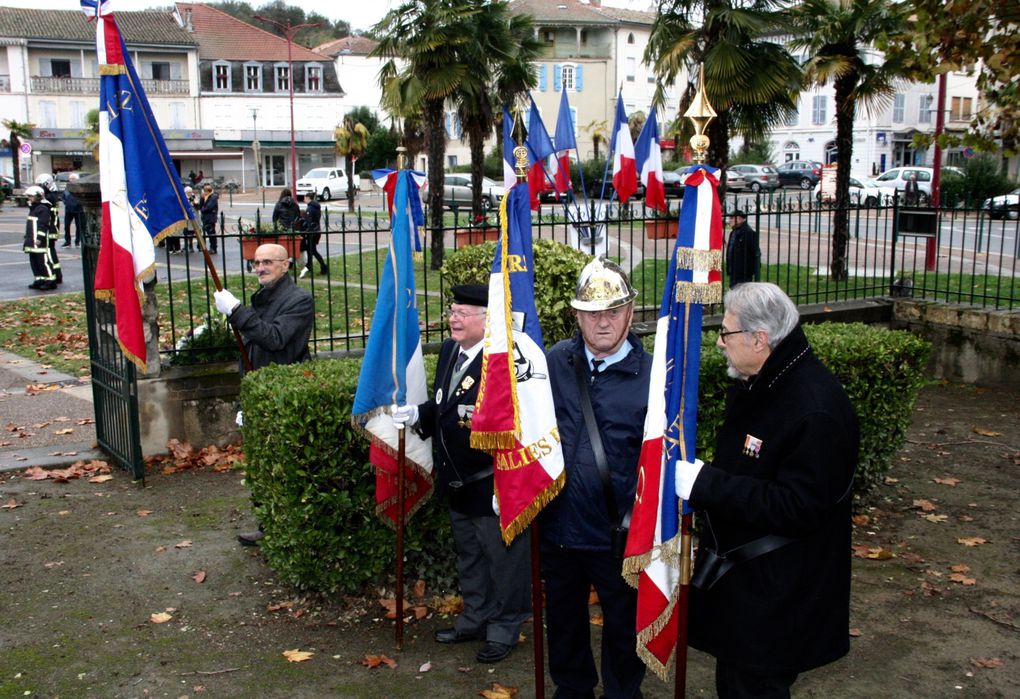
[492,494,500,517]
[235,410,244,427]
[214,289,240,316]
[391,403,419,429]
[675,458,705,500]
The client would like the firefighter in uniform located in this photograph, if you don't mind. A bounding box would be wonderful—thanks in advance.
[24,185,58,290]
[36,174,62,285]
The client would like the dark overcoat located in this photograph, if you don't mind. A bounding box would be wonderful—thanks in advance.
[725,220,759,287]
[688,325,858,674]
[228,274,313,374]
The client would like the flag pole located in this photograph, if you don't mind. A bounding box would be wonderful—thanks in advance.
[394,146,410,651]
[674,63,717,697]
[509,137,547,699]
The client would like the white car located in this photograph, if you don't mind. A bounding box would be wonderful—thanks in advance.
[983,187,1020,220]
[295,167,356,201]
[813,177,887,207]
[870,166,964,204]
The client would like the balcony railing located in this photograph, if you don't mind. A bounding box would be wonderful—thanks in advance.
[30,76,189,95]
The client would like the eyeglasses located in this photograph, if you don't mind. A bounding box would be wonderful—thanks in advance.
[718,327,751,344]
[252,258,287,267]
[448,308,485,320]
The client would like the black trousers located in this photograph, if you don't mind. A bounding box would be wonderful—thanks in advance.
[203,220,217,252]
[302,232,325,270]
[64,211,82,245]
[542,546,645,699]
[715,660,798,699]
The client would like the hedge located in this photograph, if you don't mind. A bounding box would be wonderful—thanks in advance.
[240,322,928,594]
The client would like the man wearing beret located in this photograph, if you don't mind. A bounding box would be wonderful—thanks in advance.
[392,284,531,664]
[726,210,760,288]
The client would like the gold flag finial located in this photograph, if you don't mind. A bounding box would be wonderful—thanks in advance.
[396,145,408,170]
[683,64,716,164]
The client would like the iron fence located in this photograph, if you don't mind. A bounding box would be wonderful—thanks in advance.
[160,193,1019,364]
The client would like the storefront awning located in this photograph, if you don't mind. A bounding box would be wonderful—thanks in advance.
[169,150,244,160]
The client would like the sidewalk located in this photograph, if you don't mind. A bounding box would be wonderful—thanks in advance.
[0,350,105,473]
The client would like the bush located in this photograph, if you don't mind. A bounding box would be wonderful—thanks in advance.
[168,318,239,366]
[239,355,457,595]
[956,155,1016,207]
[642,322,930,503]
[440,237,590,345]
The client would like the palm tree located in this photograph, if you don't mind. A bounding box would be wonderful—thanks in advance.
[645,1,802,172]
[455,3,541,220]
[582,119,609,160]
[334,113,370,212]
[3,120,34,189]
[787,0,912,281]
[372,0,479,269]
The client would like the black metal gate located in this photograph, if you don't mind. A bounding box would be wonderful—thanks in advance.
[80,211,144,480]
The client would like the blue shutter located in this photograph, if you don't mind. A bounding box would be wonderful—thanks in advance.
[575,65,584,92]
[445,112,452,139]
[539,64,548,92]
[553,64,561,93]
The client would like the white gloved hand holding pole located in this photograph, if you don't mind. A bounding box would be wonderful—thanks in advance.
[492,494,500,517]
[675,458,705,500]
[214,289,241,317]
[391,403,419,430]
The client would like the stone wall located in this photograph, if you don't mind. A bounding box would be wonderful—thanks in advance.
[891,300,1020,388]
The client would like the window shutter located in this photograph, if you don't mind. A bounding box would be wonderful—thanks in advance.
[171,62,181,80]
[552,64,560,93]
[70,61,82,78]
[39,60,51,77]
[142,61,153,79]
[539,64,548,92]
[575,65,584,91]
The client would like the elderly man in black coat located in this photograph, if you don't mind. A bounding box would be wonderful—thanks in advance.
[392,284,531,665]
[674,282,858,698]
[725,210,759,288]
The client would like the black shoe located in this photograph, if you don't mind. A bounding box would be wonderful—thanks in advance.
[434,627,484,644]
[61,242,71,248]
[476,641,513,663]
[320,266,328,275]
[39,281,58,291]
[28,281,43,289]
[237,530,264,546]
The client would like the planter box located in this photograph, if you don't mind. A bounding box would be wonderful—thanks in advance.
[241,235,302,260]
[645,218,679,239]
[455,227,500,246]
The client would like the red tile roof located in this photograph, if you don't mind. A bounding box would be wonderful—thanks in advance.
[176,3,326,62]
[313,35,379,58]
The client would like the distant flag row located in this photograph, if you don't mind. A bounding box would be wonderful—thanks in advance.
[509,88,667,213]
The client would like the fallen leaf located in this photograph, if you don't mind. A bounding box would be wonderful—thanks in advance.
[851,514,870,526]
[934,476,961,486]
[972,427,1001,437]
[174,540,193,549]
[900,552,926,564]
[155,546,167,554]
[948,573,976,586]
[44,561,63,568]
[950,564,971,573]
[361,654,397,669]
[89,474,114,483]
[457,666,473,673]
[848,628,863,637]
[972,657,1003,669]
[590,613,604,626]
[53,428,74,435]
[267,601,293,612]
[912,499,937,512]
[136,510,153,517]
[58,510,71,516]
[864,547,894,560]
[419,661,432,673]
[282,649,314,663]
[958,537,988,547]
[1,498,21,509]
[150,612,172,624]
[924,514,949,524]
[192,570,206,584]
[480,682,518,699]
[436,594,464,615]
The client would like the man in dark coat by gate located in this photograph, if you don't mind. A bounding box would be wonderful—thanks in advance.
[725,210,759,287]
[674,282,858,698]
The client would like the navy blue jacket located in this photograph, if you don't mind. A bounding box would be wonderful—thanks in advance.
[200,192,219,227]
[541,332,651,550]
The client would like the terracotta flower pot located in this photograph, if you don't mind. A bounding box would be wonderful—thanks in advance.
[645,218,679,240]
[455,226,500,246]
[241,235,302,259]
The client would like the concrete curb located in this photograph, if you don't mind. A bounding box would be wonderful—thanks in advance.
[0,441,107,474]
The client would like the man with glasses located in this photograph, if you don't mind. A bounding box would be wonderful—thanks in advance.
[214,243,314,546]
[542,257,650,699]
[391,284,531,664]
[675,282,858,698]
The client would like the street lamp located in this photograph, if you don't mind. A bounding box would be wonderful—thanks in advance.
[250,107,261,197]
[254,15,321,191]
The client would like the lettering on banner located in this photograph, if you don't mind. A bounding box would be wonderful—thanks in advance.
[495,425,561,471]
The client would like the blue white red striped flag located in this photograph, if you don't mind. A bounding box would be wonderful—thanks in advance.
[611,96,638,204]
[352,170,433,524]
[526,96,556,211]
[623,166,723,679]
[634,108,667,212]
[371,168,426,254]
[86,1,194,369]
[469,183,564,543]
[502,106,517,191]
[552,87,576,197]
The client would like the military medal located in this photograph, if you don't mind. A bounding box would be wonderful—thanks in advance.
[742,434,763,458]
[461,375,475,391]
[436,388,443,404]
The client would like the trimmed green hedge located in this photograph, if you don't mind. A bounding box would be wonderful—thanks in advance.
[241,322,928,593]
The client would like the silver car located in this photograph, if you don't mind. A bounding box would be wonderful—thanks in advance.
[728,164,780,192]
[442,174,504,210]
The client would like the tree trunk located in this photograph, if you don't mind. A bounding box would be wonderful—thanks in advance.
[345,157,356,212]
[11,134,20,189]
[830,72,857,282]
[424,98,446,270]
[468,123,486,221]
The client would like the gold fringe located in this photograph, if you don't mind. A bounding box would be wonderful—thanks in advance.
[412,251,423,262]
[674,247,721,273]
[636,583,683,681]
[498,469,566,545]
[674,281,722,305]
[469,430,517,451]
[152,218,189,245]
[99,64,127,75]
[94,288,114,302]
[118,338,147,372]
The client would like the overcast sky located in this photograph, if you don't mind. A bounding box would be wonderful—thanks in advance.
[0,1,397,33]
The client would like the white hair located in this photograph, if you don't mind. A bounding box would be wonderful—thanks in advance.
[724,283,799,348]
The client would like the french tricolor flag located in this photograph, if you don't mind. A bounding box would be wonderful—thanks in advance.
[635,108,667,212]
[552,87,576,197]
[623,166,723,679]
[87,0,192,369]
[526,97,556,211]
[502,106,517,191]
[611,97,638,204]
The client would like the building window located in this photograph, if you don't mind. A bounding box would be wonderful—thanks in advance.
[626,57,636,82]
[627,33,635,45]
[275,65,289,91]
[785,100,799,126]
[554,63,583,92]
[213,62,230,91]
[445,111,462,139]
[562,64,574,91]
[447,154,458,168]
[39,101,57,127]
[151,62,170,80]
[918,94,933,123]
[244,64,262,92]
[50,59,72,78]
[70,101,86,129]
[580,30,588,44]
[305,64,322,93]
[783,141,800,161]
[812,95,827,125]
[170,102,186,129]
[950,96,973,121]
[892,93,905,123]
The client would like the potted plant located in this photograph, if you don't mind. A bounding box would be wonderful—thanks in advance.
[455,212,501,246]
[240,222,301,260]
[644,208,679,239]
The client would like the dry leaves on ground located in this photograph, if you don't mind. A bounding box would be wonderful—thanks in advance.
[480,683,518,699]
[972,426,1002,437]
[852,545,894,560]
[912,499,937,512]
[150,612,173,624]
[934,476,961,486]
[2,498,21,509]
[972,657,1004,669]
[282,649,314,663]
[21,460,111,482]
[192,570,206,584]
[958,537,988,547]
[924,514,949,524]
[948,573,976,586]
[361,654,397,669]
[144,439,244,475]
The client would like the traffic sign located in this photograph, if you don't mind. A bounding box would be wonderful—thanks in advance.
[19,142,31,155]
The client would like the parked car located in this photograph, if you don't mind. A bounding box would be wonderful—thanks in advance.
[871,166,964,204]
[728,164,780,192]
[776,160,823,189]
[984,187,1020,220]
[813,177,886,207]
[295,167,355,201]
[442,174,504,210]
[662,169,686,198]
[724,169,747,191]
[0,174,14,198]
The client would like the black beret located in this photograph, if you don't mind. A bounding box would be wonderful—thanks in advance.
[730,209,747,218]
[452,283,488,307]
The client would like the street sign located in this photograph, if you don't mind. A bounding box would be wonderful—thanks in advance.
[19,142,32,155]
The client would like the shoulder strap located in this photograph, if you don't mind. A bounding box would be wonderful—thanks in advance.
[572,353,621,526]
